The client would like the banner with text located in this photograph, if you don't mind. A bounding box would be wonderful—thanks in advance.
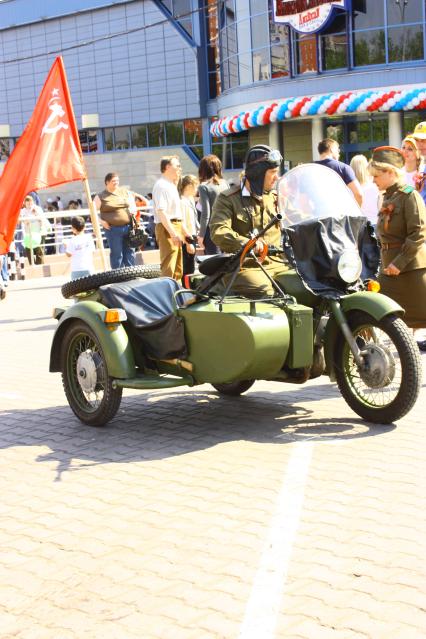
[273,0,349,34]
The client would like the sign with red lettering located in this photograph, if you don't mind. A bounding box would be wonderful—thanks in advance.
[273,0,349,34]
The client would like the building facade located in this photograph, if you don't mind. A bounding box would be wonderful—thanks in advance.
[0,0,425,198]
[210,0,426,167]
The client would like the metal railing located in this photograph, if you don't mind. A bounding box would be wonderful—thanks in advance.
[8,206,156,277]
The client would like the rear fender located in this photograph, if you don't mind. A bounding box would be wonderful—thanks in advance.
[50,301,136,378]
[324,292,404,380]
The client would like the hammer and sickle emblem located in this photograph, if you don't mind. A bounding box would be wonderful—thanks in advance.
[41,102,69,137]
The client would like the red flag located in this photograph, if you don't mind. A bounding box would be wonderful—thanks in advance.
[0,56,86,253]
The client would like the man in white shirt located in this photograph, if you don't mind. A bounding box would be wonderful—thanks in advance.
[152,155,190,280]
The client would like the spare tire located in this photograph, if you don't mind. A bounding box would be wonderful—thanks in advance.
[61,265,162,299]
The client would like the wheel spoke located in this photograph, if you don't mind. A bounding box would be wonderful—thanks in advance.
[344,324,402,408]
[68,333,106,412]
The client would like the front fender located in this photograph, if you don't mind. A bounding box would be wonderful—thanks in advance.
[324,292,404,380]
[50,301,136,378]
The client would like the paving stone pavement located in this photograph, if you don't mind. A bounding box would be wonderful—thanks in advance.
[1,277,426,639]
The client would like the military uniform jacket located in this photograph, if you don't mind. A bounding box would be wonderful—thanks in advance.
[210,185,281,263]
[377,180,426,272]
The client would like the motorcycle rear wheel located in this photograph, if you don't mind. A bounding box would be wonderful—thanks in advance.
[334,311,421,424]
[212,380,255,396]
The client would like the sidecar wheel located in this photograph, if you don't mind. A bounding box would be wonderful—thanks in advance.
[61,265,161,299]
[212,380,255,396]
[334,311,422,424]
[61,321,123,426]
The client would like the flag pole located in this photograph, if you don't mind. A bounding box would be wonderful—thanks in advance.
[82,177,108,271]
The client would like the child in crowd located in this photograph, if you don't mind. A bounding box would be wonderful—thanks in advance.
[65,216,95,280]
[180,174,200,277]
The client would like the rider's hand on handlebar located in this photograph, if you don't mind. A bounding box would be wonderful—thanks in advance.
[383,263,400,276]
[253,238,267,255]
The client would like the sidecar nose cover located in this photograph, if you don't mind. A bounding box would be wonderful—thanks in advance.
[99,277,189,360]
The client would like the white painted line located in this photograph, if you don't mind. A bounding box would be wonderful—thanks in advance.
[0,391,23,399]
[239,441,313,639]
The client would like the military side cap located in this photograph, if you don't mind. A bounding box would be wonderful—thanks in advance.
[413,121,426,139]
[371,146,404,168]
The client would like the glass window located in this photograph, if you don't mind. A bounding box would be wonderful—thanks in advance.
[388,25,424,63]
[231,140,247,169]
[251,13,269,50]
[295,34,318,74]
[404,112,426,136]
[358,121,371,143]
[179,18,192,37]
[104,128,114,151]
[161,0,193,36]
[253,48,270,81]
[228,56,239,87]
[269,19,290,79]
[321,32,347,70]
[222,59,230,91]
[236,17,251,54]
[206,0,221,97]
[227,23,238,56]
[165,121,184,145]
[82,130,98,153]
[209,72,219,99]
[211,131,248,170]
[387,0,423,25]
[114,126,130,150]
[188,145,203,160]
[352,0,384,29]
[372,117,388,141]
[184,119,202,145]
[353,30,386,65]
[224,0,235,26]
[250,0,265,15]
[325,123,344,145]
[147,123,165,147]
[131,125,147,148]
[238,52,253,85]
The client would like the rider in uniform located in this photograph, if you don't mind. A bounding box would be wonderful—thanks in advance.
[209,144,289,298]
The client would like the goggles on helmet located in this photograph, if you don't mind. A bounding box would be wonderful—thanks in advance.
[247,149,283,166]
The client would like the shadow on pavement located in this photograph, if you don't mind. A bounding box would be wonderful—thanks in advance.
[0,387,396,481]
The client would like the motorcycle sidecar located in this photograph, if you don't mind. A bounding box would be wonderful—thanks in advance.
[50,276,314,426]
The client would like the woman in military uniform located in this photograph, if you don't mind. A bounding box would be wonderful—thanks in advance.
[209,145,288,298]
[369,146,426,329]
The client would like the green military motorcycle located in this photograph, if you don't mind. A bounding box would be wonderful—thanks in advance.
[50,164,422,426]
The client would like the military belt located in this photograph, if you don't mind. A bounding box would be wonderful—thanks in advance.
[381,242,403,250]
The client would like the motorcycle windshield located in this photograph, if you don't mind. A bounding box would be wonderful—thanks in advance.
[277,163,362,227]
[277,164,380,299]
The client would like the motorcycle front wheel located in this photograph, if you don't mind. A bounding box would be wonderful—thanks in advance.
[61,320,123,426]
[334,311,422,424]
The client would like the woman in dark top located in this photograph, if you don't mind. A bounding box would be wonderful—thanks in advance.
[93,172,137,269]
[197,155,228,255]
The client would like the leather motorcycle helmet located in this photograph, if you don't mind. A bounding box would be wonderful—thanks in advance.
[244,144,282,197]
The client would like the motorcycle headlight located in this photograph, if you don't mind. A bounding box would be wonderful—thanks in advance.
[337,249,362,283]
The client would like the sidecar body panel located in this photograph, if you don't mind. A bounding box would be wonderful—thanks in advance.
[50,301,136,379]
[179,300,290,384]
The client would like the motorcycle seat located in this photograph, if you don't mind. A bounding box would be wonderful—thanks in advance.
[197,254,232,276]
